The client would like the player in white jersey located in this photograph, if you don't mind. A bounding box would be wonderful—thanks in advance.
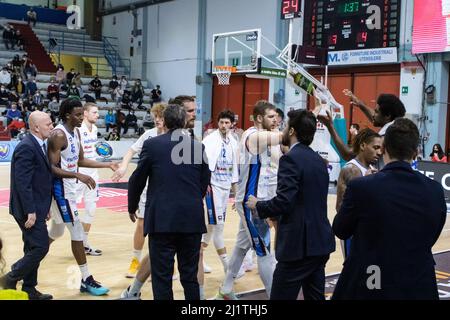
[76,103,102,256]
[112,103,167,278]
[336,128,382,258]
[47,98,119,296]
[196,110,239,299]
[216,101,283,300]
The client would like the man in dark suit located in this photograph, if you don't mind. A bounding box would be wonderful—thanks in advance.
[128,104,210,300]
[332,118,447,300]
[0,111,54,300]
[246,109,335,300]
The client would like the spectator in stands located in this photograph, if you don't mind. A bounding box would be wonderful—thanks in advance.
[131,79,145,110]
[9,90,19,103]
[22,56,37,79]
[73,73,83,97]
[67,83,80,99]
[106,128,120,141]
[120,76,128,91]
[12,75,25,97]
[55,66,65,85]
[142,109,155,128]
[430,143,448,163]
[116,108,126,135]
[48,96,60,119]
[7,118,25,138]
[120,90,132,110]
[6,103,22,125]
[16,127,27,141]
[0,85,9,106]
[66,68,76,85]
[89,75,102,100]
[0,68,11,87]
[2,24,14,50]
[151,84,162,106]
[13,30,24,51]
[27,7,37,27]
[105,108,117,133]
[25,78,38,96]
[47,78,60,102]
[17,99,25,112]
[113,86,123,104]
[5,63,13,75]
[12,55,22,74]
[23,96,36,113]
[109,75,119,101]
[123,110,138,135]
[32,91,44,110]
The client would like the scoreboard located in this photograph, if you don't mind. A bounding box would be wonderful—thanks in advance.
[303,0,401,51]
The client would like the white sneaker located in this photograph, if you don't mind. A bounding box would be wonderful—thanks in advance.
[120,286,141,300]
[203,263,212,274]
[235,264,246,279]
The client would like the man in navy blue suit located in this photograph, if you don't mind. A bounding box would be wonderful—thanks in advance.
[247,109,335,300]
[332,118,447,300]
[0,111,54,300]
[128,104,210,300]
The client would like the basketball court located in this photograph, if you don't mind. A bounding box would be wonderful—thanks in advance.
[1,164,449,300]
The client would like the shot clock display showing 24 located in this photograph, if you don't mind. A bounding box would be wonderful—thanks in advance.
[303,0,401,51]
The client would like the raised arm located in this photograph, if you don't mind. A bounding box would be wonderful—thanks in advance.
[317,110,355,161]
[343,89,375,123]
[246,130,282,155]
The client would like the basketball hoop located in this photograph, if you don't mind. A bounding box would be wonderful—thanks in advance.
[214,66,236,86]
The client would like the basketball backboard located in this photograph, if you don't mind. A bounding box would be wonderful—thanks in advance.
[212,29,261,74]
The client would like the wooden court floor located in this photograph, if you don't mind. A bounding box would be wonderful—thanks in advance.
[0,164,449,300]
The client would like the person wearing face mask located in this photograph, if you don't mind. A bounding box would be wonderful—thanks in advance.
[67,83,80,99]
[14,76,26,97]
[25,78,38,96]
[105,108,117,133]
[48,96,60,119]
[0,68,11,87]
[123,110,138,135]
[109,75,119,101]
[89,75,102,100]
[33,91,44,109]
[131,79,144,110]
[47,79,60,102]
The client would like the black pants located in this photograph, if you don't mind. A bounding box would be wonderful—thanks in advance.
[123,122,138,134]
[9,217,49,290]
[149,233,202,300]
[270,255,330,300]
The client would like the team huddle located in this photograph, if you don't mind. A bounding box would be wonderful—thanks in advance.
[1,91,447,300]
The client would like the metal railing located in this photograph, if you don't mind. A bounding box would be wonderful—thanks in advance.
[46,30,131,78]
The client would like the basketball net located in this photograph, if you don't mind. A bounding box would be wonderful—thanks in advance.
[214,66,236,86]
[216,70,231,85]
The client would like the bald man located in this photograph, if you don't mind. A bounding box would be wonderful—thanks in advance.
[0,111,54,300]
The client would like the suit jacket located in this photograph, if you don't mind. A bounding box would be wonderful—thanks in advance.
[128,131,210,235]
[332,161,447,300]
[256,143,335,262]
[9,134,53,222]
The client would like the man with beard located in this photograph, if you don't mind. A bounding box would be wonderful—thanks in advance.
[336,128,382,258]
[216,100,283,300]
[246,109,335,300]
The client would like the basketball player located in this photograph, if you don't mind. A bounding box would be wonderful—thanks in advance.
[198,110,239,299]
[216,100,283,300]
[76,103,102,256]
[47,98,118,295]
[336,128,382,258]
[112,103,167,278]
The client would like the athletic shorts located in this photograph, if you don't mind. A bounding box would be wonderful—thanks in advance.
[205,184,231,225]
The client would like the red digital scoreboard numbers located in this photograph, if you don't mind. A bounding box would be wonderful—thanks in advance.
[303,0,401,51]
[281,0,302,20]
